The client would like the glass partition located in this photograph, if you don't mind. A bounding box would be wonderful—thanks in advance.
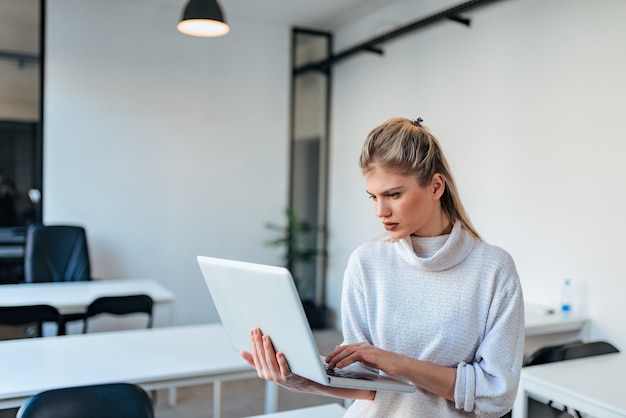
[289,28,332,327]
[0,0,43,283]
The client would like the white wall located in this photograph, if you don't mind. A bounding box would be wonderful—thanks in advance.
[327,0,626,349]
[44,0,290,325]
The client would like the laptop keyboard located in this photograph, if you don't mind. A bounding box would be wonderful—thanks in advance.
[326,366,374,381]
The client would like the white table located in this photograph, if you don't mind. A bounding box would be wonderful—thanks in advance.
[0,278,176,330]
[525,309,589,337]
[0,324,274,418]
[0,278,174,312]
[513,352,626,418]
[524,307,590,357]
[245,403,346,418]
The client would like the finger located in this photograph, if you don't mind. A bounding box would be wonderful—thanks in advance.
[240,350,255,368]
[250,329,269,377]
[325,345,345,364]
[262,334,280,372]
[326,345,355,368]
[275,351,292,379]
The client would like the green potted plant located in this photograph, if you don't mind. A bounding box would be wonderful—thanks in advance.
[265,206,327,328]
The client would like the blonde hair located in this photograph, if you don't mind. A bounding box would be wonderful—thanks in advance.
[359,117,481,240]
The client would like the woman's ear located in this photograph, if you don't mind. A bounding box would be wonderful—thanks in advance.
[430,173,446,200]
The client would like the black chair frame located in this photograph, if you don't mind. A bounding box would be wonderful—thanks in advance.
[0,304,63,337]
[82,294,154,333]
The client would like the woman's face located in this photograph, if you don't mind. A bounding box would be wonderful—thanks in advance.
[365,166,449,239]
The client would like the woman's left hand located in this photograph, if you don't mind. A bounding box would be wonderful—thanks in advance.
[240,328,311,389]
[325,342,408,377]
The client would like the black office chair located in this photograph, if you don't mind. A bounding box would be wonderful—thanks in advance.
[0,304,63,338]
[23,224,92,283]
[82,294,154,333]
[22,224,94,332]
[16,383,154,418]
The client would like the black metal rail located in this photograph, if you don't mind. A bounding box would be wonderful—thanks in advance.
[294,0,506,75]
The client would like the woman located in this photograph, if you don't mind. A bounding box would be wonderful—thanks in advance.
[242,117,524,417]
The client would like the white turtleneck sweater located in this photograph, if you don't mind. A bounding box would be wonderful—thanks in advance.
[341,222,525,417]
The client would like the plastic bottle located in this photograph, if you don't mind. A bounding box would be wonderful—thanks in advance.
[561,278,573,318]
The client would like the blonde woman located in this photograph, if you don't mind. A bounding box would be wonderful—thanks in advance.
[242,117,524,417]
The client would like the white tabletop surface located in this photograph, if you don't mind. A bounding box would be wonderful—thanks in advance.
[0,324,254,408]
[514,352,626,418]
[524,309,589,337]
[244,403,346,418]
[0,278,175,313]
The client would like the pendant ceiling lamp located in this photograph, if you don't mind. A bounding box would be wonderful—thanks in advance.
[177,0,230,37]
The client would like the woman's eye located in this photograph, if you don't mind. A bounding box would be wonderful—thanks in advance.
[389,193,400,199]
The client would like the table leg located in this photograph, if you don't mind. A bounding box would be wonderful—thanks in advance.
[512,384,528,418]
[264,382,278,414]
[167,386,177,406]
[213,380,222,418]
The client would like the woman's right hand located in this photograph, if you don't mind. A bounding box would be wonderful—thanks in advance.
[240,328,311,389]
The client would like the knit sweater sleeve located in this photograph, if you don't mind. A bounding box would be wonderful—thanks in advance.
[454,249,525,417]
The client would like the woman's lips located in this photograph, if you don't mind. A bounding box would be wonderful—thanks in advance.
[383,222,398,231]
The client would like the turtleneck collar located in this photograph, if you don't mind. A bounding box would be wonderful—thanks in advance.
[397,221,475,271]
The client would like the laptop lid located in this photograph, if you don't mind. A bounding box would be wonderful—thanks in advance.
[197,255,415,393]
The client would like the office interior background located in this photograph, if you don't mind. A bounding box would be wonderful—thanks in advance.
[6,0,624,350]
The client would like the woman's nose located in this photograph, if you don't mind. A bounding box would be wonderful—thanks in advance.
[375,200,391,218]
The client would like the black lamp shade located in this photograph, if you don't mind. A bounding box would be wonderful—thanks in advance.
[177,0,230,37]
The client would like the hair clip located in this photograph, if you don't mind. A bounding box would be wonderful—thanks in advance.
[411,117,423,127]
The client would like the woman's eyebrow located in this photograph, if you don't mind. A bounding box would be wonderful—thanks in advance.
[366,186,405,196]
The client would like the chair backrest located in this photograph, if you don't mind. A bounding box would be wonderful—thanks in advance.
[524,340,620,367]
[0,305,61,338]
[24,224,92,283]
[523,340,582,367]
[16,383,154,418]
[561,340,619,360]
[83,294,154,333]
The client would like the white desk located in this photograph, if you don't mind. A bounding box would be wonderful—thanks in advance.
[513,352,626,418]
[0,278,176,330]
[245,403,346,418]
[0,278,174,313]
[0,324,274,418]
[524,308,590,357]
[525,310,589,337]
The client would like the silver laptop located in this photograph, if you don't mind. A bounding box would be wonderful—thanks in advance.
[197,255,415,393]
